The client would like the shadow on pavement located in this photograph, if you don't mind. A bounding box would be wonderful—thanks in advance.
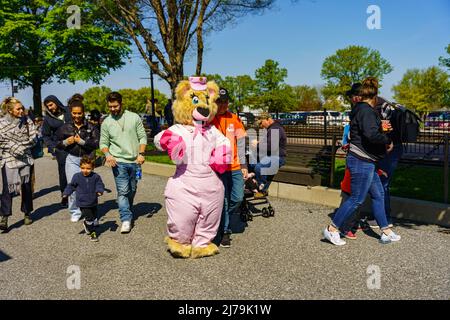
[0,250,12,262]
[230,213,248,234]
[32,185,60,200]
[4,203,62,233]
[133,202,163,220]
[78,220,119,237]
[97,199,163,221]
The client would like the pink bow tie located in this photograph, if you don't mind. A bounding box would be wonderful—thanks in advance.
[193,120,209,138]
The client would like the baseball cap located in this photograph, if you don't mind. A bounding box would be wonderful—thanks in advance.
[216,87,230,103]
[345,83,362,98]
[256,112,271,126]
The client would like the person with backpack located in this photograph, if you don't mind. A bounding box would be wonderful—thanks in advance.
[364,98,420,229]
[323,77,401,246]
[55,99,100,222]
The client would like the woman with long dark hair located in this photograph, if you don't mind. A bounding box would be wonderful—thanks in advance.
[56,99,99,222]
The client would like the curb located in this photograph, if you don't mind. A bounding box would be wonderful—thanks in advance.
[141,162,450,228]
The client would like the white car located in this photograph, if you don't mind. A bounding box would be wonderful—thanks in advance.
[306,111,341,126]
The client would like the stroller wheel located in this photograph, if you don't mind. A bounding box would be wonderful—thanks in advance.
[240,209,248,222]
[262,208,269,218]
[269,206,275,217]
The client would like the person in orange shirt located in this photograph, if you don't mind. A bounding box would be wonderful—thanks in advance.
[211,88,247,248]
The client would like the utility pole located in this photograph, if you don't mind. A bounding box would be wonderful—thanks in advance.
[149,50,156,119]
[148,49,158,137]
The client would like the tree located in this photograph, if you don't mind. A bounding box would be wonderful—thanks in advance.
[439,44,450,72]
[216,75,257,113]
[0,0,130,115]
[293,85,322,111]
[100,0,274,97]
[320,45,393,101]
[83,85,168,114]
[136,87,168,115]
[118,87,168,114]
[254,59,293,113]
[392,66,450,113]
[83,86,112,113]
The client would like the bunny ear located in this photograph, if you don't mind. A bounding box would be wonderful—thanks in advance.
[175,80,191,100]
[206,81,219,100]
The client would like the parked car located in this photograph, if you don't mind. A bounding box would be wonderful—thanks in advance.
[238,112,256,127]
[288,111,309,125]
[425,111,450,129]
[306,111,341,126]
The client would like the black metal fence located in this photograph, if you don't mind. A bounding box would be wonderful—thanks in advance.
[244,110,449,202]
[245,110,450,163]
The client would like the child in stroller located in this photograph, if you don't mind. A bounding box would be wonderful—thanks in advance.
[239,170,275,222]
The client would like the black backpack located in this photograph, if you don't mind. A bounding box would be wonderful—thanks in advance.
[380,100,421,143]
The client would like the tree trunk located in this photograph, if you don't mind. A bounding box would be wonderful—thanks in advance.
[32,79,42,117]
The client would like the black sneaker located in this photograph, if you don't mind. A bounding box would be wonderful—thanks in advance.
[61,197,68,209]
[220,233,231,248]
[24,214,33,225]
[89,231,99,242]
[0,216,8,231]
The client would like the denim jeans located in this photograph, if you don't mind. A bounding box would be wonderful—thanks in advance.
[217,169,244,236]
[378,144,403,222]
[332,154,389,230]
[251,156,286,192]
[65,154,82,219]
[112,162,138,222]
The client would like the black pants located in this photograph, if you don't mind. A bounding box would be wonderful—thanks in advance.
[55,149,68,194]
[81,207,98,233]
[0,166,34,217]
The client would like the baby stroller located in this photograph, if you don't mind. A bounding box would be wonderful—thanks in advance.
[239,172,275,222]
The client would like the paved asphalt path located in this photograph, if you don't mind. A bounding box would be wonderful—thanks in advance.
[0,157,449,300]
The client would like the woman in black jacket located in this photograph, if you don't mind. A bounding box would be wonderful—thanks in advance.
[323,77,401,246]
[42,95,71,208]
[56,99,99,222]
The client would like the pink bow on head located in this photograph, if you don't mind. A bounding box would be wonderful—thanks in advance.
[189,76,207,91]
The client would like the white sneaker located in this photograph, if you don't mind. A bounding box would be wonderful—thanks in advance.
[121,221,131,233]
[93,218,99,227]
[323,227,346,246]
[380,231,401,244]
[70,215,81,222]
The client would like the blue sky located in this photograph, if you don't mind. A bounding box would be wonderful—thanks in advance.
[2,0,449,108]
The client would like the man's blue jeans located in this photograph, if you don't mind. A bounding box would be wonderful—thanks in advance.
[112,162,138,222]
[378,144,403,222]
[218,169,244,235]
[251,156,286,192]
[332,154,389,230]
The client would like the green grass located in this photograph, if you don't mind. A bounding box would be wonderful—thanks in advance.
[333,158,449,203]
[145,154,174,165]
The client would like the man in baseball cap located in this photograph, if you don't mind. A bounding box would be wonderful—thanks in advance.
[216,87,230,103]
[211,86,247,248]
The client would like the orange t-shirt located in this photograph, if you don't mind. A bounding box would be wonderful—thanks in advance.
[212,111,246,171]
